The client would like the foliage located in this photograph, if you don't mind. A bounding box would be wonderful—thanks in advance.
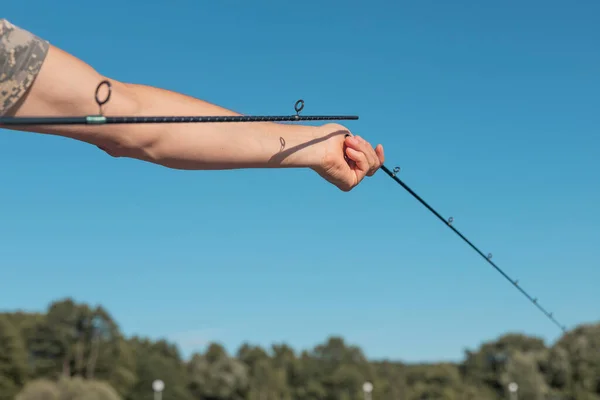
[0,315,28,400]
[1,298,599,400]
[16,377,121,400]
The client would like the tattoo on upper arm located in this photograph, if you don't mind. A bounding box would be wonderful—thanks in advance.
[0,19,49,116]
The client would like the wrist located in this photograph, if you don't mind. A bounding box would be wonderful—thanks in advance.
[269,123,325,169]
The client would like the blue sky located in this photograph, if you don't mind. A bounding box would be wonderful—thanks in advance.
[1,0,599,363]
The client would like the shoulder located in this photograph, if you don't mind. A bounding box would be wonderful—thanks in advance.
[0,18,50,115]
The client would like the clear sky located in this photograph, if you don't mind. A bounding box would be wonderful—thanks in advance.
[1,0,599,363]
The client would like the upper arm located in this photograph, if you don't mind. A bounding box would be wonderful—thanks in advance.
[0,18,49,116]
[0,19,141,152]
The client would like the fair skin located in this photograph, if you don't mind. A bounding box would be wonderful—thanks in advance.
[3,45,384,191]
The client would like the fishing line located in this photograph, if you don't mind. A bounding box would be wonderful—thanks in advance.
[380,165,567,333]
[0,80,566,332]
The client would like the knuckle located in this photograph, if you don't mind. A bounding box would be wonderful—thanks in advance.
[339,183,353,192]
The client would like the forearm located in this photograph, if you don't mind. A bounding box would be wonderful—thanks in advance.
[121,83,325,170]
[6,45,325,170]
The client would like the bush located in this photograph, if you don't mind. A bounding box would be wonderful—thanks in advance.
[16,377,120,400]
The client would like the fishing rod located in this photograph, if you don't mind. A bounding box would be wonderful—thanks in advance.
[381,165,567,333]
[0,80,567,333]
[0,81,358,126]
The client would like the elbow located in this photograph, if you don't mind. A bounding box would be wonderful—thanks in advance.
[94,82,162,161]
[100,131,163,163]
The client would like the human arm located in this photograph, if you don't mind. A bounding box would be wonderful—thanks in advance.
[0,19,384,190]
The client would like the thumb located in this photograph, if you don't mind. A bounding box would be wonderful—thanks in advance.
[345,147,369,180]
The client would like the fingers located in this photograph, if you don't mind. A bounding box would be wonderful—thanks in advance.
[344,135,383,177]
[376,144,385,165]
[345,147,370,182]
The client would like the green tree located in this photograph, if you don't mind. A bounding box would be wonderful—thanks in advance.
[2,299,600,400]
[188,343,249,400]
[0,315,29,400]
[372,361,408,400]
[126,338,193,400]
[552,323,600,398]
[308,337,375,400]
[501,352,549,400]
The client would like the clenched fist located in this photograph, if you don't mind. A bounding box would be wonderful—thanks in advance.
[311,123,385,191]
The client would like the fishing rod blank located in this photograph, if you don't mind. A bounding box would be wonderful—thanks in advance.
[380,165,567,333]
[0,81,358,126]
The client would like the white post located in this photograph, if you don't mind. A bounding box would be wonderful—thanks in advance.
[363,381,373,400]
[508,382,518,400]
[152,379,165,400]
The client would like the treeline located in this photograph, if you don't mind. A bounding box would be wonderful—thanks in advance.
[0,299,599,400]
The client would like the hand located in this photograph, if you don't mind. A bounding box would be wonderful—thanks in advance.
[311,123,385,191]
